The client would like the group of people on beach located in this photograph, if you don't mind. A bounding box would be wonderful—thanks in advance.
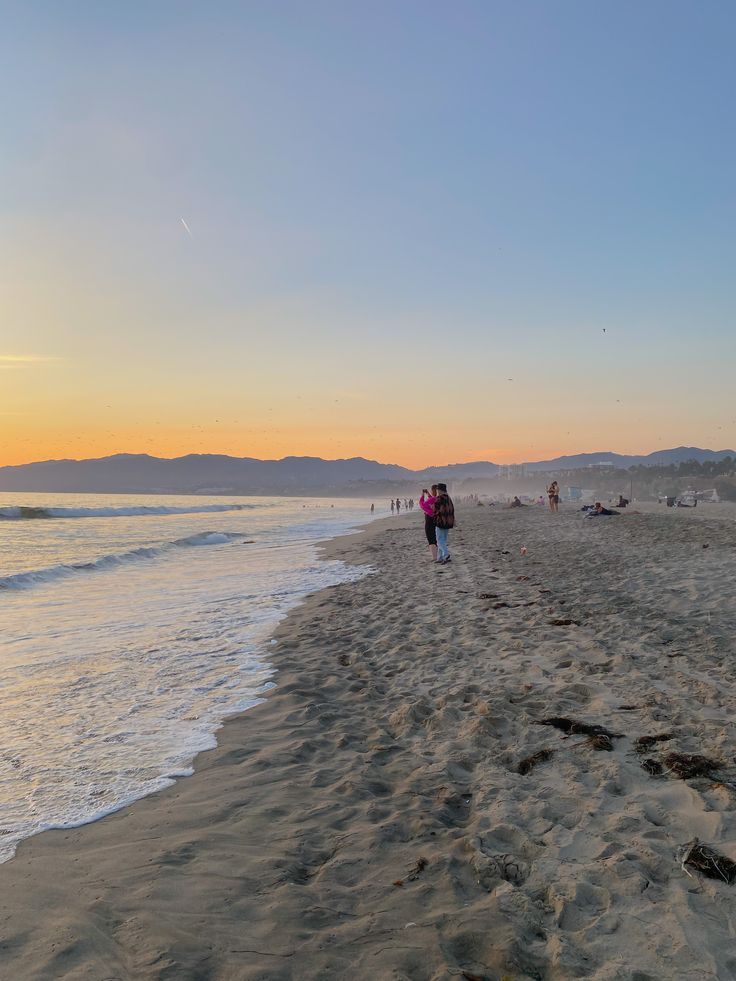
[389,498,415,514]
[418,483,455,564]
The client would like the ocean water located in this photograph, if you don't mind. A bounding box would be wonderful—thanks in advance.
[0,492,376,862]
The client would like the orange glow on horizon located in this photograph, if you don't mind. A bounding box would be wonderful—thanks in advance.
[0,428,542,470]
[1,421,727,472]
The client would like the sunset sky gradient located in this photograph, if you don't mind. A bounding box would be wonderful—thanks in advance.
[3,1,736,468]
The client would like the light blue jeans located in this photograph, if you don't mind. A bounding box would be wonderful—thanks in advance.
[436,526,450,561]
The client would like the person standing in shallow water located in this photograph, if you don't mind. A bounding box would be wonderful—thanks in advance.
[419,484,438,562]
[433,483,455,564]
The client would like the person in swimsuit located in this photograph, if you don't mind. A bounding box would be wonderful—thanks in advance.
[547,480,559,512]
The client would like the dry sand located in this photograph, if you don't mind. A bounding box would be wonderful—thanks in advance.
[2,503,736,980]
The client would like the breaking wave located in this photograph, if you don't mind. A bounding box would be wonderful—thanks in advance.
[0,531,247,590]
[0,503,256,521]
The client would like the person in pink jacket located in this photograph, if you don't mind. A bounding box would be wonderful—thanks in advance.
[419,485,438,561]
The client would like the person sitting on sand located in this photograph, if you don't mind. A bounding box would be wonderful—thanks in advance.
[508,496,524,508]
[419,485,438,562]
[587,501,619,517]
[433,483,455,564]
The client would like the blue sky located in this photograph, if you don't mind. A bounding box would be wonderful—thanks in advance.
[2,1,735,466]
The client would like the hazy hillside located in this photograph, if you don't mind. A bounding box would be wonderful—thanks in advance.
[525,446,736,471]
[1,447,733,495]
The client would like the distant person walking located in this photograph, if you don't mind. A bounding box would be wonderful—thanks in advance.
[370,503,375,514]
[419,484,438,561]
[433,483,455,564]
[547,480,559,512]
[396,498,401,513]
[390,500,395,514]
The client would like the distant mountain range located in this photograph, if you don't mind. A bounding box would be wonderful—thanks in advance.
[524,446,736,471]
[0,446,733,496]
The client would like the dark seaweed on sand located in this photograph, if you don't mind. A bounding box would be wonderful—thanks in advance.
[539,717,623,739]
[641,758,664,776]
[538,717,623,752]
[635,733,674,752]
[681,838,736,884]
[406,856,428,881]
[663,753,721,779]
[588,733,615,751]
[517,748,554,775]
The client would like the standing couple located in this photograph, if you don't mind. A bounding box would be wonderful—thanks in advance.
[419,483,455,564]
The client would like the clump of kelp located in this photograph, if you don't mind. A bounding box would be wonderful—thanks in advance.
[635,736,724,781]
[539,717,624,752]
[679,838,736,885]
[517,748,555,775]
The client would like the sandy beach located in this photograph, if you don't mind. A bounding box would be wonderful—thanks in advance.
[2,502,736,980]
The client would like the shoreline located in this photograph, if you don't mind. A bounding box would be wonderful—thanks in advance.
[2,505,736,979]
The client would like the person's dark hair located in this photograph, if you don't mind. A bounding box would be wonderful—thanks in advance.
[431,484,438,493]
[437,482,447,492]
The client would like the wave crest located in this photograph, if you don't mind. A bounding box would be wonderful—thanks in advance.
[0,532,246,590]
[0,503,255,520]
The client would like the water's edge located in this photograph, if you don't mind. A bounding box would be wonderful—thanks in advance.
[1,519,378,865]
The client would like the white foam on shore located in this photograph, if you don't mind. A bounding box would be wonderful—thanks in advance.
[0,496,375,863]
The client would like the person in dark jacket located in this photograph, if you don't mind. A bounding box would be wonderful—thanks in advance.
[433,483,455,564]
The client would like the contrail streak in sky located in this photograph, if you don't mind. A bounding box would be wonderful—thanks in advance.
[180,217,193,238]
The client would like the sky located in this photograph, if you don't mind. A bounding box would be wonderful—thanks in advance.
[2,0,735,468]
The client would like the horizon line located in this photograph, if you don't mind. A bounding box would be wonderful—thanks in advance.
[3,443,735,472]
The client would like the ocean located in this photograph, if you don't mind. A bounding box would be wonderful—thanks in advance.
[0,492,376,862]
